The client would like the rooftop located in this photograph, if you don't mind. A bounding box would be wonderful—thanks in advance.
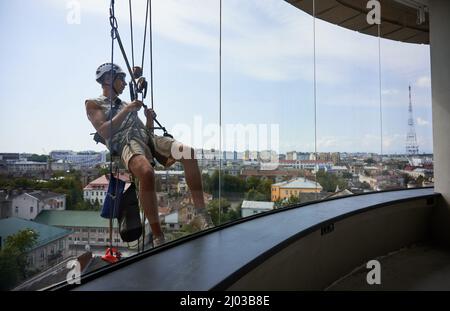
[330,166,348,170]
[9,161,47,165]
[241,200,274,210]
[35,210,118,228]
[26,190,65,201]
[279,159,333,164]
[154,170,184,176]
[84,174,132,191]
[0,217,71,250]
[241,169,301,176]
[273,177,323,190]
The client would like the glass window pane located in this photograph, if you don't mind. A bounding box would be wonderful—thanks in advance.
[219,0,315,222]
[380,23,433,189]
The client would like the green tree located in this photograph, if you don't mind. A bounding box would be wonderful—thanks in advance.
[0,172,89,210]
[274,198,284,209]
[226,208,241,223]
[402,173,412,186]
[245,176,260,191]
[316,170,347,192]
[93,198,101,210]
[223,174,245,196]
[416,175,424,187]
[202,173,212,194]
[180,223,200,235]
[0,229,39,290]
[202,170,247,199]
[366,158,376,165]
[208,170,221,197]
[245,189,266,201]
[287,195,301,205]
[206,198,241,225]
[342,172,353,179]
[360,181,371,190]
[73,199,97,211]
[13,178,36,189]
[28,154,48,162]
[256,179,273,200]
[274,195,301,208]
[98,167,110,176]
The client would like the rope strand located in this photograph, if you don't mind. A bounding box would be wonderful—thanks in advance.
[141,0,150,71]
[218,0,222,224]
[149,0,154,109]
[129,0,135,68]
[378,23,383,164]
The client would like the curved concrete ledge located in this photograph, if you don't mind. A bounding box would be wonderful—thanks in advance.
[50,188,437,291]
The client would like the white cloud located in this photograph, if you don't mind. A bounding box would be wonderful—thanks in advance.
[46,0,431,85]
[416,76,431,88]
[382,134,403,150]
[313,133,418,154]
[382,89,432,108]
[315,135,383,153]
[416,135,433,153]
[416,117,429,126]
[317,136,340,149]
[382,89,399,96]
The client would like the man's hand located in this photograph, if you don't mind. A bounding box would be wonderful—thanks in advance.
[144,107,157,120]
[126,100,144,112]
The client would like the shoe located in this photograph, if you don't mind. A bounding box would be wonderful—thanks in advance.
[153,235,166,247]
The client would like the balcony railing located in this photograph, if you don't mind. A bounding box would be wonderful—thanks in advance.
[46,187,440,291]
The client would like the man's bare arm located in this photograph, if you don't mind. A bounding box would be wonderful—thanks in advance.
[85,100,143,140]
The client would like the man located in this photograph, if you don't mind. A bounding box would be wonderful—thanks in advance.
[85,63,212,247]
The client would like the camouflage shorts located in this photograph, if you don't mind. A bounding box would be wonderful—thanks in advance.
[121,135,181,171]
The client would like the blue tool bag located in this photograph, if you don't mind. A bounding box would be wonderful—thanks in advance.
[101,174,126,219]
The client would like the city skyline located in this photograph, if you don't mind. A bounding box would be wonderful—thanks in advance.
[1,149,433,158]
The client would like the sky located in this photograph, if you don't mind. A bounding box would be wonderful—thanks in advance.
[0,0,433,155]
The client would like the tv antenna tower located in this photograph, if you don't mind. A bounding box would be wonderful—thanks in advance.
[405,85,419,156]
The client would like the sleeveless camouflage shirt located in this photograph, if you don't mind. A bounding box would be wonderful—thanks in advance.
[89,95,150,156]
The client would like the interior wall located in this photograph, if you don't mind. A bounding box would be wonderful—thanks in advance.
[228,199,433,290]
[429,0,450,245]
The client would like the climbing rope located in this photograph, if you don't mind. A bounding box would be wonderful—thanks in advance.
[218,0,222,224]
[149,0,154,109]
[141,0,150,73]
[128,0,135,68]
[108,0,117,252]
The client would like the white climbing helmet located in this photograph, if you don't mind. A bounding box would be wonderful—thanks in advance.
[95,63,126,84]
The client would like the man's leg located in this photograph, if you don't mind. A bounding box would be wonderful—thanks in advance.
[154,136,207,211]
[180,146,206,210]
[128,155,163,238]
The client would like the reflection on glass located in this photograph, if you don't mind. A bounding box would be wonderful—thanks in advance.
[314,0,381,200]
[218,0,315,225]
